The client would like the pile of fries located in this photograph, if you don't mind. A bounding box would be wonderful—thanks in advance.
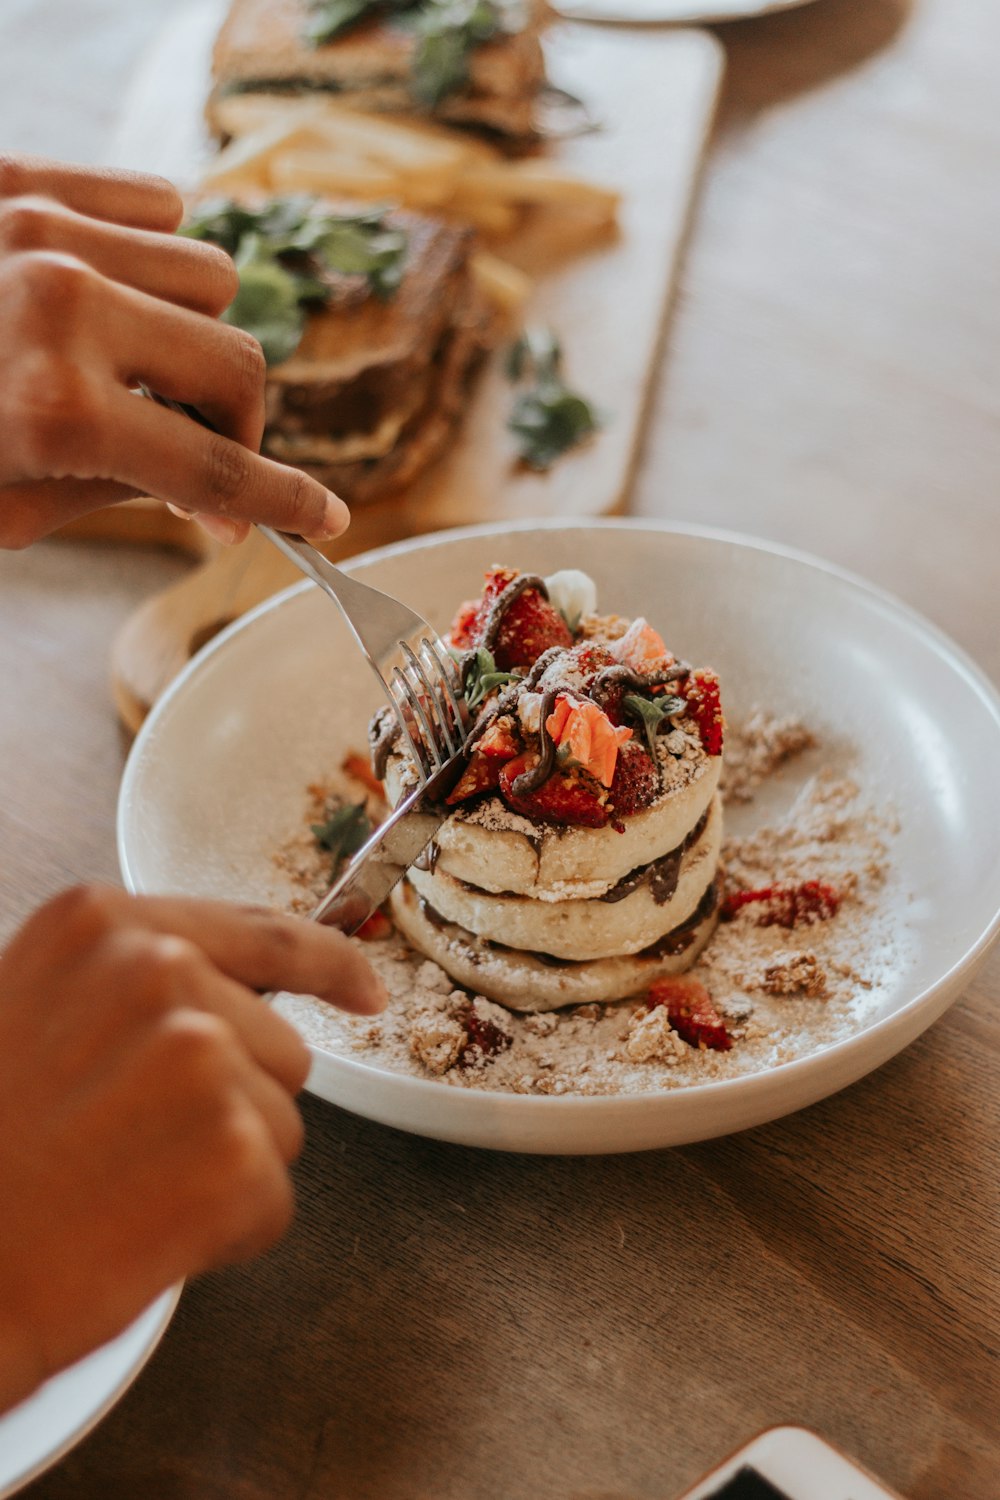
[205,93,619,238]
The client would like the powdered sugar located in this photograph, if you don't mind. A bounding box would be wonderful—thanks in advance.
[273,719,906,1096]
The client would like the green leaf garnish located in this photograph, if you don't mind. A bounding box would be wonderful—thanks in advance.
[623,692,687,759]
[505,326,602,471]
[411,0,504,105]
[181,198,408,364]
[221,248,306,366]
[303,0,505,102]
[305,0,373,43]
[311,802,373,874]
[463,645,517,708]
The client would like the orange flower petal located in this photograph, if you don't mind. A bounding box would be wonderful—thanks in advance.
[546,696,632,787]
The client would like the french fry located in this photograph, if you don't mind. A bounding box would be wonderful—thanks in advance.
[199,98,618,245]
[212,92,324,140]
[469,250,532,314]
[446,191,521,237]
[199,118,323,192]
[460,161,620,219]
[269,148,402,200]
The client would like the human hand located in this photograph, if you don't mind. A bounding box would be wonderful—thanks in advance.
[0,885,385,1414]
[0,154,349,549]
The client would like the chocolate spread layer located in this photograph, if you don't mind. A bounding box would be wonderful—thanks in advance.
[413,873,719,969]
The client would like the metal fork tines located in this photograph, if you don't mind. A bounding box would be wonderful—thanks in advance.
[259,528,469,781]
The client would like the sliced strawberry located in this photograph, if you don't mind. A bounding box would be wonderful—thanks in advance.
[341,750,383,798]
[446,751,503,805]
[499,753,609,828]
[721,881,841,928]
[647,975,732,1051]
[682,668,724,757]
[447,567,516,650]
[475,715,521,759]
[493,588,573,672]
[609,741,659,817]
[356,909,393,942]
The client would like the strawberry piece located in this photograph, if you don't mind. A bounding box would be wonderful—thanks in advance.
[720,881,841,928]
[574,644,618,679]
[341,750,383,798]
[475,715,521,759]
[493,587,573,672]
[448,598,482,650]
[447,567,516,650]
[356,910,393,942]
[446,751,503,805]
[499,753,609,828]
[458,1003,512,1066]
[683,668,724,756]
[647,976,732,1051]
[610,741,659,816]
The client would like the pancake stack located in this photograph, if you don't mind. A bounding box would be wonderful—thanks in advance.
[374,566,724,1012]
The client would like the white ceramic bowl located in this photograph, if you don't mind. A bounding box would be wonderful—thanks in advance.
[118,521,1000,1154]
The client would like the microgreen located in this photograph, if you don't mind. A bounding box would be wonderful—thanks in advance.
[623,692,687,760]
[463,646,518,708]
[505,326,602,471]
[181,198,408,363]
[304,0,505,104]
[311,802,373,874]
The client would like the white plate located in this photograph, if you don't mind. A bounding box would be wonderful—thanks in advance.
[118,521,1000,1154]
[551,0,817,24]
[0,1289,179,1498]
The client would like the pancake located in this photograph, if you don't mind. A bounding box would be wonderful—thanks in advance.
[390,878,721,1011]
[406,794,722,960]
[383,732,720,897]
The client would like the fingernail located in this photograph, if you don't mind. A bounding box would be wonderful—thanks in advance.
[195,513,240,545]
[166,503,193,520]
[316,491,350,540]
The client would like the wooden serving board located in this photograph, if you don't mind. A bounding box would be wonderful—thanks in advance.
[89,1,723,728]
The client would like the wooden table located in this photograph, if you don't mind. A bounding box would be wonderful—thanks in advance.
[3,0,998,1495]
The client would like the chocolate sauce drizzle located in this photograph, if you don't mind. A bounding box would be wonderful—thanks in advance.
[589,661,690,711]
[412,875,720,968]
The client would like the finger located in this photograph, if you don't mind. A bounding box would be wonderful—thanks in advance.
[128,896,389,1017]
[0,154,183,232]
[104,388,350,539]
[0,196,238,315]
[174,959,312,1098]
[102,283,268,450]
[228,1051,306,1164]
[0,478,141,548]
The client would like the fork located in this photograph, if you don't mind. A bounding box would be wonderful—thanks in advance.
[140,388,469,780]
[260,528,470,781]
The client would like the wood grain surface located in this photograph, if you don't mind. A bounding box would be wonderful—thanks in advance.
[1,1,998,1498]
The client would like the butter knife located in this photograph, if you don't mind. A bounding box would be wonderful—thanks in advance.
[310,752,466,934]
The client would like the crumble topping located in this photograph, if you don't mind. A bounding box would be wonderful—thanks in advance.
[271,713,905,1096]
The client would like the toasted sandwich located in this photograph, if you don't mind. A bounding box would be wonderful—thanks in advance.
[184,195,498,504]
[208,0,547,141]
[263,211,497,501]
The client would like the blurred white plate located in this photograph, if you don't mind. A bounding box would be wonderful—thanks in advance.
[551,0,817,23]
[0,1289,179,1498]
[118,521,1000,1155]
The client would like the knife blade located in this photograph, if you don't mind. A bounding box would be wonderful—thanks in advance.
[310,752,466,935]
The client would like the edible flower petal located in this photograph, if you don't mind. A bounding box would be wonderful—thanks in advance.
[543,568,598,630]
[611,618,672,673]
[546,696,632,788]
